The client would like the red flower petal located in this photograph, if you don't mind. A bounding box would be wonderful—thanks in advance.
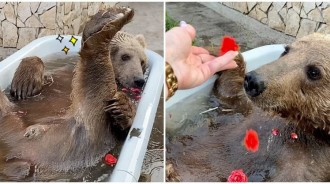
[228,169,248,182]
[105,154,117,166]
[130,88,142,94]
[134,95,141,101]
[244,129,259,152]
[121,88,128,93]
[272,128,279,136]
[291,132,298,139]
[219,36,240,56]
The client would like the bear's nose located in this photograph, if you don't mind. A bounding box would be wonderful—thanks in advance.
[244,71,266,97]
[134,77,145,88]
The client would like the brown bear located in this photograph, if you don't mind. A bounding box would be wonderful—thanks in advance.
[166,33,330,182]
[0,7,136,181]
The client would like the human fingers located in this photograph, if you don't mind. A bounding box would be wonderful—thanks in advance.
[180,21,196,40]
[197,54,215,63]
[218,60,239,71]
[207,51,238,73]
[191,46,210,55]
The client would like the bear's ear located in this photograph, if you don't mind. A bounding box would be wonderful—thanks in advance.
[135,34,146,48]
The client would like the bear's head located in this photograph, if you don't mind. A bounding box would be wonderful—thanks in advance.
[110,31,148,89]
[244,33,330,133]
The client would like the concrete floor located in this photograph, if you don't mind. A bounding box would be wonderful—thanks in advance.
[120,2,164,55]
[166,2,295,52]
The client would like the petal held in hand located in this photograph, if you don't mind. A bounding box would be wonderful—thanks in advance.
[219,36,240,56]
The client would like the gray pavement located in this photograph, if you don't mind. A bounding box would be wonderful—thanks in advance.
[167,2,295,52]
[121,2,164,55]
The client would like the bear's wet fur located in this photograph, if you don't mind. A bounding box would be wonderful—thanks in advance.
[0,7,136,181]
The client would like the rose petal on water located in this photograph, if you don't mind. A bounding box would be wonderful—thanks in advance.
[227,169,248,182]
[243,129,259,152]
[291,132,298,139]
[104,154,117,166]
[272,128,279,136]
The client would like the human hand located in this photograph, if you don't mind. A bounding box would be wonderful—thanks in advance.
[166,21,238,90]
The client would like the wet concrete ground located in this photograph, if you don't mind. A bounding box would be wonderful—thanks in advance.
[166,2,294,52]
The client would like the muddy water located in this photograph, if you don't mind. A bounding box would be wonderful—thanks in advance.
[2,52,162,181]
[166,93,248,182]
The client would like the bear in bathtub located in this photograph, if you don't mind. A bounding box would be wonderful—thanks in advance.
[0,7,141,181]
[167,33,330,182]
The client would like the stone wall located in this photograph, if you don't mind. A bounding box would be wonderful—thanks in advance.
[0,2,116,49]
[222,2,330,38]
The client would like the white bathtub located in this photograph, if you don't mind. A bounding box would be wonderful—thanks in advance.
[166,44,285,129]
[0,35,164,182]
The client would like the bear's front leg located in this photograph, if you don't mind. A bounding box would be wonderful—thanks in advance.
[213,53,252,114]
[104,92,136,130]
[10,56,45,100]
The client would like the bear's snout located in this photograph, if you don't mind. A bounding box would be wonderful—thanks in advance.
[244,71,266,97]
[134,76,145,88]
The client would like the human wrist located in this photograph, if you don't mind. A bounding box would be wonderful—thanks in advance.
[165,62,178,100]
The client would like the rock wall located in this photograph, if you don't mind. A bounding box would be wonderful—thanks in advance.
[222,2,330,38]
[0,2,116,49]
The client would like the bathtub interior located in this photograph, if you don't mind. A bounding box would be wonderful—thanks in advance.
[0,35,163,182]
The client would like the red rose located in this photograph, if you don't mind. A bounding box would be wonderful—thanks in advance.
[219,36,240,56]
[104,154,117,166]
[244,129,259,152]
[228,169,248,182]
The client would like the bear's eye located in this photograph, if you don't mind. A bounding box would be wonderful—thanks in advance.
[121,54,130,61]
[306,65,322,81]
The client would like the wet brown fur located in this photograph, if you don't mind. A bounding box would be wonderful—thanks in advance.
[110,31,148,88]
[0,7,135,181]
[249,33,330,134]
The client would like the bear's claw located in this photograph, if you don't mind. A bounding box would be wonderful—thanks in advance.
[10,57,45,100]
[105,92,136,130]
[82,6,134,45]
